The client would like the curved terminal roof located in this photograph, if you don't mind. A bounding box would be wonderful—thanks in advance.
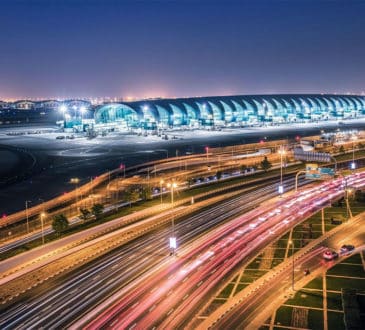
[94,94,365,127]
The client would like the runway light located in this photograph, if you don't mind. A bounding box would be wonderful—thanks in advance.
[169,237,177,249]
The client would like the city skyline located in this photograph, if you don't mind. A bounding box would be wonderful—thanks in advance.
[1,0,365,99]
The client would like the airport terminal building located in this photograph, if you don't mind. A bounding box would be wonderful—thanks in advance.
[1,94,365,130]
[93,94,365,131]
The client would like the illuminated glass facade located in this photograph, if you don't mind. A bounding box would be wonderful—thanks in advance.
[94,94,365,129]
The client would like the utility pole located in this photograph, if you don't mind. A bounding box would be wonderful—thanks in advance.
[25,200,31,234]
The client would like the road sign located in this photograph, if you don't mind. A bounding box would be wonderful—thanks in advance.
[305,164,320,179]
[318,167,335,179]
[305,164,335,180]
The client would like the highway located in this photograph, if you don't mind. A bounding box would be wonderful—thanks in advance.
[0,172,291,278]
[80,172,365,330]
[0,177,288,329]
[1,173,363,329]
[202,214,365,330]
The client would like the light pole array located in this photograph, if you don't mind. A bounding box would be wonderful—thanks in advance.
[167,181,178,255]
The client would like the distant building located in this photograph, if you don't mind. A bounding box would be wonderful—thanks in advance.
[12,100,36,110]
[0,101,8,109]
[0,99,92,126]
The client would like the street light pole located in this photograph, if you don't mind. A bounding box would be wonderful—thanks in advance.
[160,179,164,204]
[167,181,177,255]
[295,170,306,192]
[120,163,126,178]
[25,200,31,234]
[278,146,286,196]
[70,177,80,212]
[40,212,45,244]
[280,148,283,185]
[344,177,353,221]
[351,136,357,171]
[289,240,295,291]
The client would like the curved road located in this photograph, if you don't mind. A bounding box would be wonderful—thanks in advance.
[81,172,365,330]
[0,178,290,329]
[203,215,365,330]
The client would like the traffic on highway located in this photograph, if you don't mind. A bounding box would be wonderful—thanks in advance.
[0,178,290,329]
[1,168,364,329]
[78,172,365,329]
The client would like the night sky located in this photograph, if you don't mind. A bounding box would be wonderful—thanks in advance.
[0,0,364,99]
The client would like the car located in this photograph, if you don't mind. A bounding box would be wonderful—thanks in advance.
[340,244,355,254]
[322,249,339,260]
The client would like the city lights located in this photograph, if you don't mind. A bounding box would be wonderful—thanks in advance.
[1,1,365,328]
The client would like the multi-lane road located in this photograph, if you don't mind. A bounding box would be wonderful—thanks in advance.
[1,173,364,329]
[0,177,288,329]
[81,172,365,330]
[203,216,365,330]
